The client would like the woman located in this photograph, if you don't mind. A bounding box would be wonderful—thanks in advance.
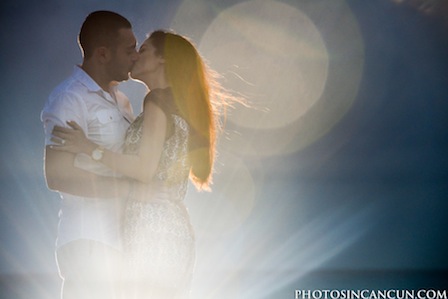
[52,30,234,298]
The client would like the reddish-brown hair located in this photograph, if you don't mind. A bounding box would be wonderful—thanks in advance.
[149,30,223,190]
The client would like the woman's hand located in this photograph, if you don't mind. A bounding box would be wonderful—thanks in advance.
[51,121,96,155]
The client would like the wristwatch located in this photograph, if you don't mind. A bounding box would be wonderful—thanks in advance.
[91,146,105,161]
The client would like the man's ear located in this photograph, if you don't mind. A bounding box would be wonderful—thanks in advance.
[96,47,111,63]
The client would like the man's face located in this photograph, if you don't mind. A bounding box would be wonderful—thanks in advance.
[107,28,138,82]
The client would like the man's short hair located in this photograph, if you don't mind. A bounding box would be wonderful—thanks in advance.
[78,10,132,59]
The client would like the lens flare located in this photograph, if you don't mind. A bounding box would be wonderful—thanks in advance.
[200,0,329,131]
[193,0,364,157]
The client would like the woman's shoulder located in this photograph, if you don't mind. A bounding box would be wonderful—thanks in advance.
[144,88,176,114]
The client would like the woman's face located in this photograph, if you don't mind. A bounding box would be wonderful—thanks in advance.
[130,38,163,81]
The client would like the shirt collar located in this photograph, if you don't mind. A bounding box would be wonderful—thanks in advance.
[73,65,118,103]
[72,65,102,93]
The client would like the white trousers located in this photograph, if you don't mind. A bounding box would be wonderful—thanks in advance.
[56,239,123,299]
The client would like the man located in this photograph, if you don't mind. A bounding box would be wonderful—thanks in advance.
[41,11,138,299]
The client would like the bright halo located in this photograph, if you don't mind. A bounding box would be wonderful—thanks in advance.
[199,0,329,131]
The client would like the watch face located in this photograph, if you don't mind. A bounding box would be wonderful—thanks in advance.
[92,148,103,161]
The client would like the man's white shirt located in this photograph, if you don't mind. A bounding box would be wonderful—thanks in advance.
[41,66,134,250]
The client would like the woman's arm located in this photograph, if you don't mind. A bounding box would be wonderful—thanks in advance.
[52,100,167,184]
[99,100,167,183]
[45,146,133,198]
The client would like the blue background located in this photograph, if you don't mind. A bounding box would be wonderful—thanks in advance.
[0,0,447,298]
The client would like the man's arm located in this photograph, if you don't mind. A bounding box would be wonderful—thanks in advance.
[45,146,130,198]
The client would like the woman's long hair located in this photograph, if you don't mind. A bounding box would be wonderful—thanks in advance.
[149,30,230,191]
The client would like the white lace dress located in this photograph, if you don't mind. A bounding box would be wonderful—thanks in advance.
[122,88,195,296]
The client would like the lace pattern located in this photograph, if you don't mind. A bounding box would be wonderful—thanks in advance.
[122,89,195,294]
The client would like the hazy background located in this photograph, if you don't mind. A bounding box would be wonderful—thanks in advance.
[1,0,447,298]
